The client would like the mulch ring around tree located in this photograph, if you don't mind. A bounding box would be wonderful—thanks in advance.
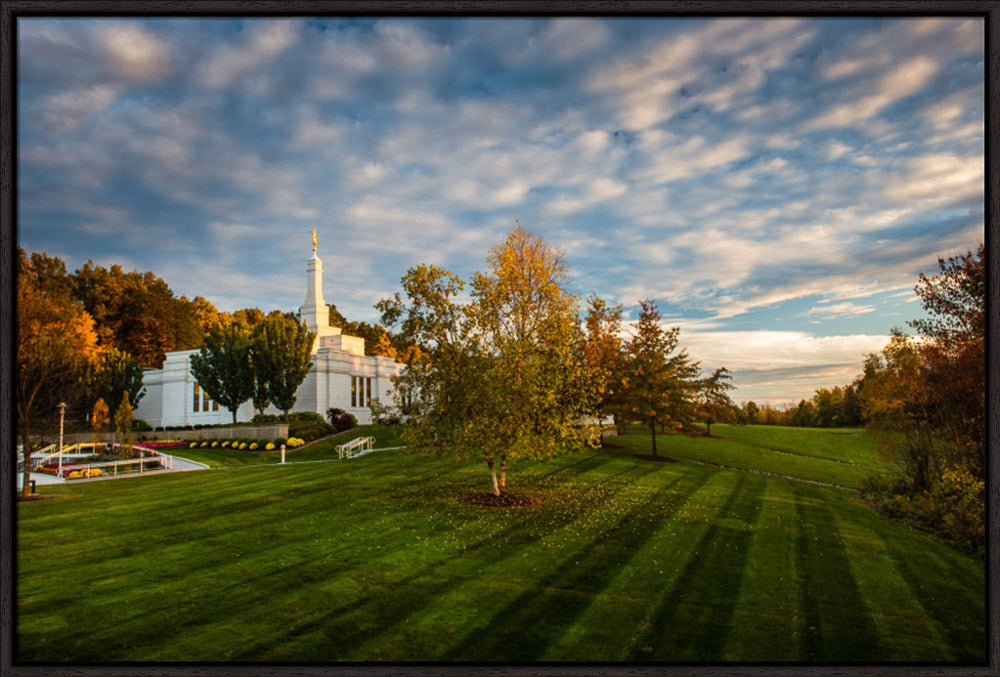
[461,492,543,508]
[17,494,53,502]
[632,454,679,463]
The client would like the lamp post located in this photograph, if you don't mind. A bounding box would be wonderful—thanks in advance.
[57,401,66,477]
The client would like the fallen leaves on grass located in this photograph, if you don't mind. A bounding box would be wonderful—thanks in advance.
[460,493,543,508]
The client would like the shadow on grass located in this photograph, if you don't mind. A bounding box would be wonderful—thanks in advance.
[440,469,716,661]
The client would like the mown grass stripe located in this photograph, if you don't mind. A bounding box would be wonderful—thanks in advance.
[630,472,765,660]
[832,505,951,660]
[430,470,701,661]
[15,426,985,663]
[793,485,880,661]
[722,478,806,661]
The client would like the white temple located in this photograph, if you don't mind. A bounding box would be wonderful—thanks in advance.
[134,233,404,428]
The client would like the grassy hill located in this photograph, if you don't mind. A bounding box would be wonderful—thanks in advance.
[16,425,984,662]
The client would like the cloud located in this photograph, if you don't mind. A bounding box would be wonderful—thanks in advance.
[99,23,172,82]
[804,302,877,319]
[198,20,300,89]
[15,17,984,401]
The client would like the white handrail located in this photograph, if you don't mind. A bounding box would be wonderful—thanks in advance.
[335,436,376,459]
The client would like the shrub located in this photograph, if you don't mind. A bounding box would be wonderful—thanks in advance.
[239,442,248,450]
[189,442,198,448]
[249,442,258,450]
[200,441,209,448]
[273,437,287,447]
[326,408,357,432]
[211,441,219,448]
[290,421,333,441]
[265,442,275,451]
[221,441,230,448]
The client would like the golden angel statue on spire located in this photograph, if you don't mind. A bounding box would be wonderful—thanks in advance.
[311,229,317,253]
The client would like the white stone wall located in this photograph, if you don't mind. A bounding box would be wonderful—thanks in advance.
[137,245,404,429]
[139,347,404,428]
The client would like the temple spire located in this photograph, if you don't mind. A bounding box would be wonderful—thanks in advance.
[301,230,328,332]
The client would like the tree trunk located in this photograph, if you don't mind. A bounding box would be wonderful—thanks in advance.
[487,459,500,496]
[650,422,658,457]
[499,454,507,493]
[20,425,32,498]
[705,421,712,436]
[231,408,238,425]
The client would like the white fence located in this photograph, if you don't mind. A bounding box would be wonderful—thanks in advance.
[32,443,175,480]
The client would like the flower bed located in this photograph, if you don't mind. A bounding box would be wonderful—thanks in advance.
[135,440,188,450]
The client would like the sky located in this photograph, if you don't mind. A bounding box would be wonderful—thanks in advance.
[16,16,985,405]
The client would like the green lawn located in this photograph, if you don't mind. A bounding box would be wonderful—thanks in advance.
[16,425,984,662]
[168,425,405,467]
[606,424,890,489]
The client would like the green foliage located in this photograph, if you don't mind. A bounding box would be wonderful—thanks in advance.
[695,366,737,435]
[113,391,134,458]
[189,323,255,424]
[623,300,700,454]
[89,346,146,413]
[249,314,316,422]
[381,223,599,495]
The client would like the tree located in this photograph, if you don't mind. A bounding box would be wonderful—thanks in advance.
[189,323,254,424]
[581,295,626,439]
[811,387,843,428]
[16,252,99,496]
[89,346,145,414]
[380,224,599,497]
[251,314,316,424]
[696,366,737,436]
[113,391,135,459]
[623,300,699,456]
[743,401,760,425]
[71,260,215,368]
[908,245,985,476]
[92,398,109,449]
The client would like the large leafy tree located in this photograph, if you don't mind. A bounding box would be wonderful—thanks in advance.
[16,251,99,496]
[624,300,699,456]
[89,346,146,414]
[380,224,599,497]
[251,313,316,424]
[189,323,254,424]
[908,245,985,476]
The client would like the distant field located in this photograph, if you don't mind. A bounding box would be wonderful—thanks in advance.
[606,424,889,489]
[16,425,984,662]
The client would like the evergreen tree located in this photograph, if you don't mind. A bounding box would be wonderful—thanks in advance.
[696,366,737,436]
[624,300,699,456]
